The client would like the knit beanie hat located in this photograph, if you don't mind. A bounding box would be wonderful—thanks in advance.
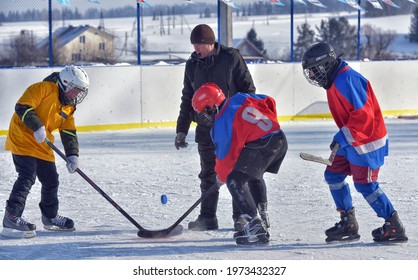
[190,24,215,44]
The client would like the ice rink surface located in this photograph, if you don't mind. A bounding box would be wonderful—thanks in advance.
[1,118,417,262]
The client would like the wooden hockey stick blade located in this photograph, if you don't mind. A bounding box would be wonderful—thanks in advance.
[300,143,340,166]
[300,152,333,165]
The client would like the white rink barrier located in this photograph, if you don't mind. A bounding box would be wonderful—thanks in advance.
[1,60,418,134]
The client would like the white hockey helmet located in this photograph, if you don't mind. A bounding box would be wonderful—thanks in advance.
[58,65,89,105]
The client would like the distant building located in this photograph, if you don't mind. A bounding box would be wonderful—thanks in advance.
[38,25,115,65]
[233,37,267,62]
[140,37,269,65]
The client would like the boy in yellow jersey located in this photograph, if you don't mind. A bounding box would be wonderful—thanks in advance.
[2,65,89,238]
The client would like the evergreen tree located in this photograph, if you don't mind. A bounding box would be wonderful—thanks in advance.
[246,28,266,54]
[294,22,315,61]
[315,17,357,60]
[409,6,418,42]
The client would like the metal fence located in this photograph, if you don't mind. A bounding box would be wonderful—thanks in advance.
[0,0,417,67]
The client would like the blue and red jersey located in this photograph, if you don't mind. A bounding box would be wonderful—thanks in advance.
[328,60,388,169]
[211,93,281,182]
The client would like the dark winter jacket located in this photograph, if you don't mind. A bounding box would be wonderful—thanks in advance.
[176,43,256,144]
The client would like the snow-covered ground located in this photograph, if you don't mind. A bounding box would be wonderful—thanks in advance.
[1,3,418,279]
[0,118,417,278]
[1,10,417,63]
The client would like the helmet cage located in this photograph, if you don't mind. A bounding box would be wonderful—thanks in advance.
[196,105,218,127]
[63,82,88,105]
[203,104,218,115]
[302,53,336,88]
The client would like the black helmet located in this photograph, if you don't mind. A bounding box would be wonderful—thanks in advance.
[302,42,337,88]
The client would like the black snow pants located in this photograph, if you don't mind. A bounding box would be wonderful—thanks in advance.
[226,130,288,218]
[6,154,60,219]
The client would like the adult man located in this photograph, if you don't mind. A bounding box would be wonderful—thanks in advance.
[2,65,89,238]
[301,42,408,243]
[174,24,259,231]
[191,82,288,245]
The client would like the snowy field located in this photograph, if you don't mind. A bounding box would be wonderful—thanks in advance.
[1,11,417,62]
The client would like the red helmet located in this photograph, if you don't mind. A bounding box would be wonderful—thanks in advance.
[192,82,225,112]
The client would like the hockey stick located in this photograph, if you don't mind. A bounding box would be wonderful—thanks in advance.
[45,138,182,238]
[137,183,220,238]
[299,142,340,166]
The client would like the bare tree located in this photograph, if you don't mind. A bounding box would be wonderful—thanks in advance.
[0,42,14,66]
[8,30,43,66]
[362,24,396,60]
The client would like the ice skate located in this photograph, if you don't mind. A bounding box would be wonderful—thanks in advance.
[42,214,75,231]
[1,210,36,238]
[233,214,250,231]
[234,216,269,245]
[188,214,218,231]
[372,211,408,243]
[325,208,360,243]
[258,202,270,228]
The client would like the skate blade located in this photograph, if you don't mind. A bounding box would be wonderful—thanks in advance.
[235,234,269,245]
[1,228,36,239]
[325,234,360,243]
[43,225,76,232]
[373,236,408,243]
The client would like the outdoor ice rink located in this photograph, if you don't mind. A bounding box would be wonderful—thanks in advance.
[0,118,417,261]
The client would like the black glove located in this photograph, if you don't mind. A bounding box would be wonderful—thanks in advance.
[330,141,338,151]
[174,132,188,150]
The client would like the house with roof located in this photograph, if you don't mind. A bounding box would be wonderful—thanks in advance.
[38,25,115,65]
[232,37,268,62]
